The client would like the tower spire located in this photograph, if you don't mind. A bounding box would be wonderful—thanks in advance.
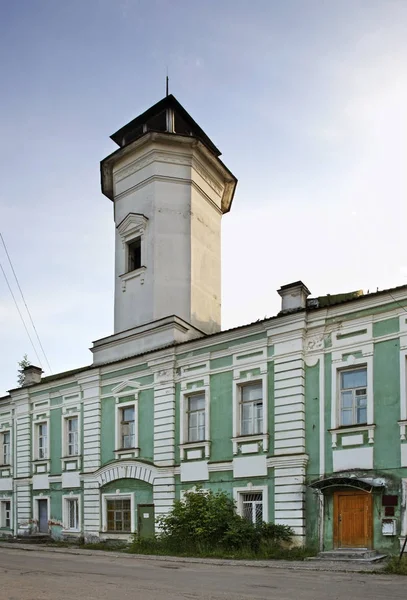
[166,69,169,96]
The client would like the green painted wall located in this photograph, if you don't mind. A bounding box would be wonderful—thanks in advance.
[210,356,233,370]
[50,408,62,475]
[177,332,267,360]
[209,371,233,462]
[324,353,333,475]
[138,389,154,460]
[373,317,399,338]
[374,339,400,471]
[101,398,115,465]
[101,478,153,532]
[175,383,181,464]
[305,361,320,547]
[267,362,274,455]
[100,363,149,381]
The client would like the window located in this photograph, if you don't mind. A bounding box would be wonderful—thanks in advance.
[66,417,79,456]
[120,406,135,449]
[1,431,10,465]
[127,238,141,272]
[0,501,11,528]
[106,498,131,532]
[340,368,367,426]
[37,423,48,459]
[240,383,263,435]
[241,492,263,525]
[187,394,205,442]
[65,498,79,531]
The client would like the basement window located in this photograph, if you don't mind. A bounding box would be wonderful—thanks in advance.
[127,238,141,272]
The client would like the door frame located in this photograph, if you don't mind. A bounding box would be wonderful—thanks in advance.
[33,496,50,534]
[333,490,373,549]
[137,503,155,538]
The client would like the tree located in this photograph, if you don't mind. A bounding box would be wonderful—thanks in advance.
[17,354,31,387]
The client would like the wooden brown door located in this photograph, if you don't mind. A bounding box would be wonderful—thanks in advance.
[333,491,372,548]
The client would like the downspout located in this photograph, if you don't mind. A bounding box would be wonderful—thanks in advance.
[319,355,325,551]
[13,411,17,537]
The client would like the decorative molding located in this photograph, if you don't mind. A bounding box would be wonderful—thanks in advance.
[399,420,407,441]
[329,424,376,448]
[92,461,157,487]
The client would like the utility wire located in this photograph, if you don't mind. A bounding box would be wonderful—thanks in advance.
[0,258,43,368]
[0,233,52,373]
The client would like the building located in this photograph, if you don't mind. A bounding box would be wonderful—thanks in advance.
[0,95,406,554]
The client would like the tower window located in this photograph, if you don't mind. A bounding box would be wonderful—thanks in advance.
[127,238,141,272]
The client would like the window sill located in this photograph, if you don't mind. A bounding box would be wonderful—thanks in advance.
[232,434,269,455]
[114,447,140,460]
[119,267,146,291]
[329,424,375,447]
[180,441,210,460]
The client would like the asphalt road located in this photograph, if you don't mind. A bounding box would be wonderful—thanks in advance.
[0,547,405,600]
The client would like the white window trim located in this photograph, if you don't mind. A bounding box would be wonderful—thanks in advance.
[62,494,81,533]
[180,381,210,460]
[115,399,139,458]
[61,412,81,460]
[0,497,12,529]
[32,417,50,463]
[233,485,268,523]
[0,428,11,466]
[232,374,268,455]
[101,492,135,534]
[33,496,50,533]
[400,350,407,424]
[111,382,141,459]
[117,213,148,290]
[331,355,373,430]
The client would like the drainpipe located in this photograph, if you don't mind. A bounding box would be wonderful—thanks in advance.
[13,414,17,537]
[319,355,325,551]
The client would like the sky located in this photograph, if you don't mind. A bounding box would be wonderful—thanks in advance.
[0,0,406,394]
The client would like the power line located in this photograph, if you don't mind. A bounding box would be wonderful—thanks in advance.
[0,258,43,368]
[0,233,52,373]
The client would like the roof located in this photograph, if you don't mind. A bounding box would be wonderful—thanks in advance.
[110,94,221,157]
[6,282,407,394]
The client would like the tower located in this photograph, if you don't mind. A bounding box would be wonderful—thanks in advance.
[92,95,237,364]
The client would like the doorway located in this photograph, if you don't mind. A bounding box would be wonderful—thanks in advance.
[138,504,155,538]
[333,490,372,548]
[37,499,48,534]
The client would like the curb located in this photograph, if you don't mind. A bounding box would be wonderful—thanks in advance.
[0,542,387,573]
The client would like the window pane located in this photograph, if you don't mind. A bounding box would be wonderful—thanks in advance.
[356,395,367,407]
[341,391,353,408]
[341,409,353,426]
[241,493,263,524]
[189,395,205,411]
[122,407,135,422]
[356,407,367,424]
[341,369,367,390]
[241,384,262,402]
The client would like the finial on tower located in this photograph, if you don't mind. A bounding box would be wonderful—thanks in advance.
[166,69,169,97]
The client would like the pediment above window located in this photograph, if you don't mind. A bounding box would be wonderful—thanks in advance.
[116,213,148,243]
[111,380,141,399]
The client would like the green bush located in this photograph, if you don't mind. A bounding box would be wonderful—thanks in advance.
[129,488,296,558]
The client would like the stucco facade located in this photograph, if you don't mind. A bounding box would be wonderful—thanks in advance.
[1,95,406,553]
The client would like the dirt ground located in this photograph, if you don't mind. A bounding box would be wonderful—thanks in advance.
[0,546,404,600]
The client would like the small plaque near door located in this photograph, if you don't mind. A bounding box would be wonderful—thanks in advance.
[143,513,149,518]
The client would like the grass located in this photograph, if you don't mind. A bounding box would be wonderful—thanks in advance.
[127,537,317,561]
[383,556,407,575]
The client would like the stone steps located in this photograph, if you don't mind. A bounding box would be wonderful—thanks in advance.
[14,535,53,545]
[308,549,387,564]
